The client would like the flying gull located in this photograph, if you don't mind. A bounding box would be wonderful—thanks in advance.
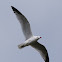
[11,6,49,62]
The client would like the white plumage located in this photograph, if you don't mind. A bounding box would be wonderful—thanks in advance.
[11,6,49,62]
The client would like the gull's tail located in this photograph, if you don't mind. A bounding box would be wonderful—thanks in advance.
[18,43,26,49]
[18,43,29,49]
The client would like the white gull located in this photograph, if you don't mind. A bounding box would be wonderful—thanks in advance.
[11,6,49,62]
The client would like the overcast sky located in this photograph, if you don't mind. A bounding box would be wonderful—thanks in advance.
[0,0,62,62]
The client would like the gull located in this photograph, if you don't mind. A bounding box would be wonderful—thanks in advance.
[11,6,49,62]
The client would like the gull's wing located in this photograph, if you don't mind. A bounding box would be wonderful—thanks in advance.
[30,42,49,62]
[11,6,33,40]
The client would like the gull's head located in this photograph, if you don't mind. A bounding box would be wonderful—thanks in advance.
[38,36,42,39]
[35,36,42,40]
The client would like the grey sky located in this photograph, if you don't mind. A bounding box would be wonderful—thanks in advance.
[0,0,62,62]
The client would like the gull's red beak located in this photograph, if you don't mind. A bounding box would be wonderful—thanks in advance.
[40,37,42,38]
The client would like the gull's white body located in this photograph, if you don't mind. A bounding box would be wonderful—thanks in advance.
[18,36,40,48]
[11,6,49,62]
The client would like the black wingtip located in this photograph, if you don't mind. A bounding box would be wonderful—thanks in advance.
[11,6,21,14]
[11,6,13,8]
[11,6,14,9]
[45,54,49,62]
[11,6,17,12]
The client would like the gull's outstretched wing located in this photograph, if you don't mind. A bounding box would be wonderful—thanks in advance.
[31,42,49,62]
[11,6,33,40]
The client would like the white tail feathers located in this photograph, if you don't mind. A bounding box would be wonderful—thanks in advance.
[18,43,29,49]
[18,43,26,49]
